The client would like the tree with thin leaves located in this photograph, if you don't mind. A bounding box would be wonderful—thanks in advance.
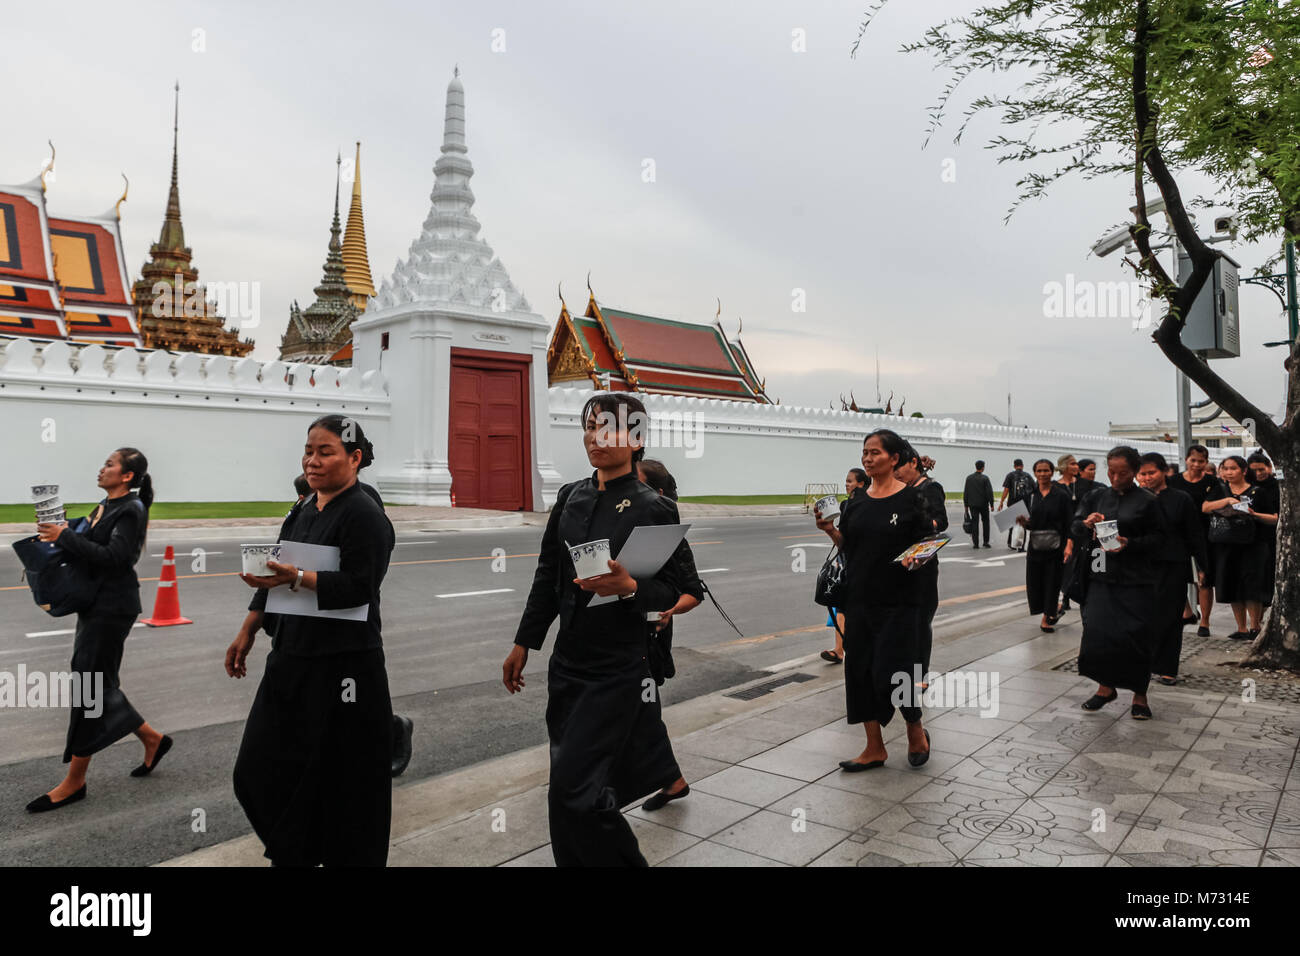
[855,0,1299,668]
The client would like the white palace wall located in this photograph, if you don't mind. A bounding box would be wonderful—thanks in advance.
[0,337,1179,506]
[545,388,1180,497]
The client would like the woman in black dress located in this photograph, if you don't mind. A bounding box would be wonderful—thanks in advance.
[27,448,171,812]
[1245,453,1281,638]
[1018,459,1072,633]
[816,429,933,770]
[1136,453,1207,685]
[1203,455,1268,640]
[635,457,704,813]
[895,450,946,683]
[1055,454,1086,616]
[503,393,686,866]
[1074,446,1166,719]
[227,415,396,865]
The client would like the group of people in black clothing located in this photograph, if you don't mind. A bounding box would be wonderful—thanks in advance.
[1015,443,1280,718]
[21,398,1283,867]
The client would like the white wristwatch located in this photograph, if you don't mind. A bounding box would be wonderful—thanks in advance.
[618,591,637,602]
[290,568,305,591]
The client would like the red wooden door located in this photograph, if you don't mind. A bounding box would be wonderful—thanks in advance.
[448,351,530,510]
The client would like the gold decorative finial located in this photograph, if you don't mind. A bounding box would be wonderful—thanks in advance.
[586,270,594,297]
[715,297,722,320]
[737,316,743,335]
[114,173,129,219]
[40,140,55,192]
[558,282,567,311]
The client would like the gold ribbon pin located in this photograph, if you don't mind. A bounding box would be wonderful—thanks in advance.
[616,498,631,512]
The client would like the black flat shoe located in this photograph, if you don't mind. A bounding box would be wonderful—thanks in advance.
[642,784,690,812]
[908,729,931,768]
[1196,626,1210,637]
[1180,615,1199,627]
[1155,675,1177,686]
[1228,631,1252,641]
[820,650,843,664]
[1131,703,1152,720]
[26,785,86,813]
[130,734,173,777]
[391,716,414,778]
[1040,624,1055,633]
[1082,690,1119,711]
[839,759,885,772]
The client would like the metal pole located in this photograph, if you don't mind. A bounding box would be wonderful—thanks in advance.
[1171,232,1194,456]
[1286,237,1298,344]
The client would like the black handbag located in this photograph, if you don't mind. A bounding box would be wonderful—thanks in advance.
[814,547,847,607]
[962,509,974,535]
[11,517,97,616]
[1027,529,1062,552]
[1208,512,1253,544]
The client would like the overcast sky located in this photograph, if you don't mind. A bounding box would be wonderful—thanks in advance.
[6,0,1290,435]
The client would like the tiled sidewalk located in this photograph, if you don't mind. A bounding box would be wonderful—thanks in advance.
[483,640,1300,867]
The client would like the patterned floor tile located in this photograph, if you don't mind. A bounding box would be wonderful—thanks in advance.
[1264,792,1300,848]
[1143,790,1283,847]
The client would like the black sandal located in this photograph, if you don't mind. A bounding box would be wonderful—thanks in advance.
[1082,690,1118,711]
[1131,703,1152,720]
[907,728,931,768]
[820,650,843,664]
[642,784,690,812]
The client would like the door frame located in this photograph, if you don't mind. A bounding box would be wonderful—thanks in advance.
[448,347,533,511]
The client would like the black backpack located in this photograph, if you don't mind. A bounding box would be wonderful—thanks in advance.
[12,517,98,617]
[1008,471,1035,504]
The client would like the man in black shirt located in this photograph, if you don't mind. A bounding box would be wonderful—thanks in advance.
[1167,444,1223,636]
[999,459,1034,550]
[963,460,995,548]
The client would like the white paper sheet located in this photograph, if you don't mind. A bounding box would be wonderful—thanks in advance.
[993,499,1029,533]
[265,540,369,621]
[586,523,692,607]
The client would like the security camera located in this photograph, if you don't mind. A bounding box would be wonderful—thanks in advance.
[1091,226,1132,258]
[1214,214,1239,238]
[1129,197,1167,220]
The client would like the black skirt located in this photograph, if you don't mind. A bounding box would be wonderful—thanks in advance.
[842,603,922,726]
[1215,540,1273,605]
[64,612,144,762]
[233,647,393,866]
[545,650,680,867]
[1077,579,1157,694]
[1151,563,1188,678]
[1025,547,1066,616]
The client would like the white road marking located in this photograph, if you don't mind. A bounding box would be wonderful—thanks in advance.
[26,622,146,638]
[783,542,831,549]
[152,551,223,557]
[436,588,515,599]
[696,568,729,574]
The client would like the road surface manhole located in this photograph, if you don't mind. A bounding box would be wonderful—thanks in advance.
[724,671,817,701]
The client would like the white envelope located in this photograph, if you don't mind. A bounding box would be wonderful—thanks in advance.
[993,499,1029,533]
[265,540,369,621]
[587,523,692,607]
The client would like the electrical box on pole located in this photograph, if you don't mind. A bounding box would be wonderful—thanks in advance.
[1177,251,1241,358]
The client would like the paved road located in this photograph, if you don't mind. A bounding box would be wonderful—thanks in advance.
[0,509,1031,864]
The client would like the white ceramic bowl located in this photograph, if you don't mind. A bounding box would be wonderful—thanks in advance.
[569,538,612,579]
[240,543,282,577]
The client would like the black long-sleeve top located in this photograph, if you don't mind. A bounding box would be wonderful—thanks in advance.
[1248,476,1281,545]
[55,494,148,616]
[1026,483,1072,541]
[513,468,683,669]
[1070,484,1164,586]
[248,480,395,657]
[838,484,934,608]
[1153,486,1209,571]
[962,473,994,509]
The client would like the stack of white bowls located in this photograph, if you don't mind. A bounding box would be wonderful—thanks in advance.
[32,484,65,525]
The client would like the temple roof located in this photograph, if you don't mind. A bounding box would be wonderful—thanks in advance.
[0,169,141,346]
[546,293,772,402]
[341,141,375,310]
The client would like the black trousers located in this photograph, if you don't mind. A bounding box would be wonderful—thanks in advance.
[1152,563,1189,677]
[1078,578,1156,695]
[843,604,923,726]
[64,612,144,762]
[967,507,990,547]
[234,648,393,866]
[546,651,681,867]
[917,569,939,676]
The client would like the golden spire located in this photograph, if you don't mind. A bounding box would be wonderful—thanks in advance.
[341,140,376,310]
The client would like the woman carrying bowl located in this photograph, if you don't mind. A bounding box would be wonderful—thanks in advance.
[26,449,172,813]
[226,415,395,866]
[1073,446,1166,719]
[816,429,935,770]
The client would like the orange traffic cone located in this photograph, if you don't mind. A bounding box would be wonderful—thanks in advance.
[141,545,193,627]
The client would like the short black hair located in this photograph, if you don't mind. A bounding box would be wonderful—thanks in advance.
[581,392,650,463]
[1078,458,1096,471]
[1139,452,1168,472]
[1013,459,1023,468]
[1187,444,1209,459]
[637,458,678,500]
[1246,452,1272,467]
[1222,454,1250,474]
[975,459,985,470]
[863,429,911,469]
[1105,445,1142,472]
[293,473,311,497]
[308,414,375,468]
[848,467,868,485]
